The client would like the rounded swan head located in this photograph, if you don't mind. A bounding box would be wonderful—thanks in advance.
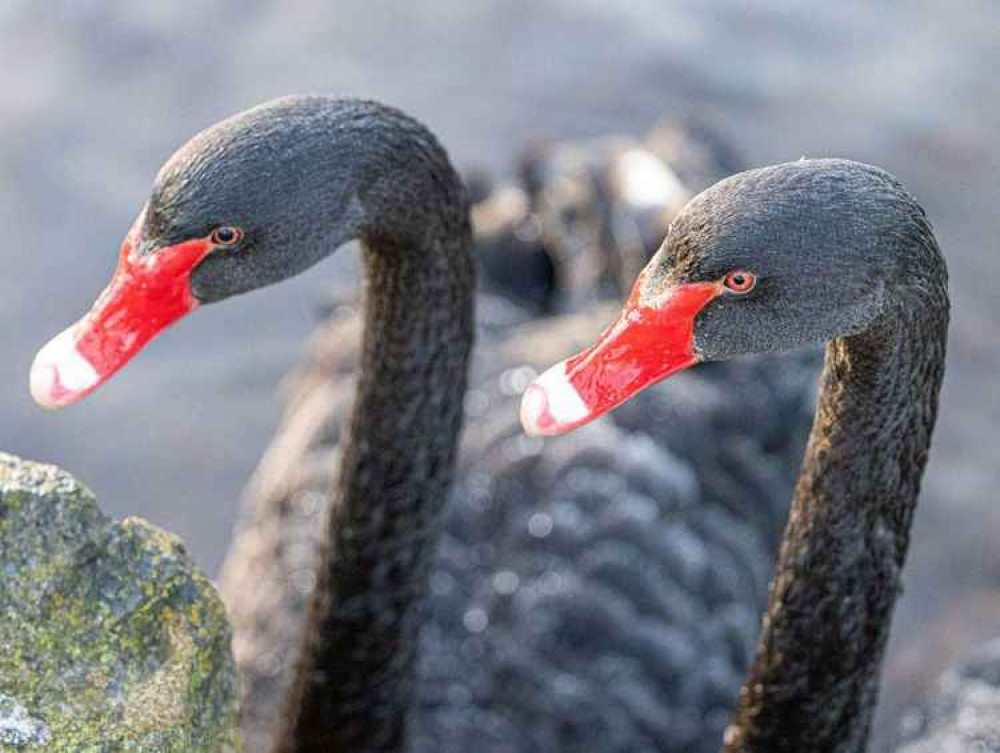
[30,96,455,409]
[520,158,940,436]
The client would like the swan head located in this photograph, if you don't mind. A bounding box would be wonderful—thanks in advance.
[30,96,457,409]
[521,158,940,436]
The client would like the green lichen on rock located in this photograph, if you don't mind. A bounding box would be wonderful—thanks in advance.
[0,452,240,752]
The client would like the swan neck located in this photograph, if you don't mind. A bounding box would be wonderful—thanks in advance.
[275,214,474,748]
[724,284,948,753]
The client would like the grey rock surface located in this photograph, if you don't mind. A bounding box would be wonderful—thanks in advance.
[0,452,239,752]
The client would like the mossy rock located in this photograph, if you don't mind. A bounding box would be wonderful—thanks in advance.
[0,453,239,752]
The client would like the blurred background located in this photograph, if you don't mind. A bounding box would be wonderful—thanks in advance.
[1,0,997,746]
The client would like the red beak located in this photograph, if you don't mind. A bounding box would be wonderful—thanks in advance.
[30,226,213,409]
[520,277,722,436]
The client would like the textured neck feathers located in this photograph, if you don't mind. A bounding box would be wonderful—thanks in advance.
[272,110,475,752]
[723,259,948,753]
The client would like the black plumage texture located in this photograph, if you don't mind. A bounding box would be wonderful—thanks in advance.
[892,639,1000,752]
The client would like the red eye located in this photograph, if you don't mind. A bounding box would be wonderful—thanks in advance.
[210,226,243,246]
[723,270,756,294]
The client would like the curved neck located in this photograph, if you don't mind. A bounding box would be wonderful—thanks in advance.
[723,283,948,753]
[273,197,475,747]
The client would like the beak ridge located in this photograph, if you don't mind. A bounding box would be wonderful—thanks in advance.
[519,280,722,436]
[29,235,213,409]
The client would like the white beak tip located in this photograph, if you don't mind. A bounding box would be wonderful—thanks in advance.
[29,328,99,410]
[519,362,591,437]
[519,384,553,437]
[29,363,64,410]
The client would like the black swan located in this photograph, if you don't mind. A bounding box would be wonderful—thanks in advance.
[520,159,949,751]
[30,96,813,751]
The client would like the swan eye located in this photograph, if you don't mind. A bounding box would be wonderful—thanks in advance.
[723,270,756,294]
[210,226,243,247]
